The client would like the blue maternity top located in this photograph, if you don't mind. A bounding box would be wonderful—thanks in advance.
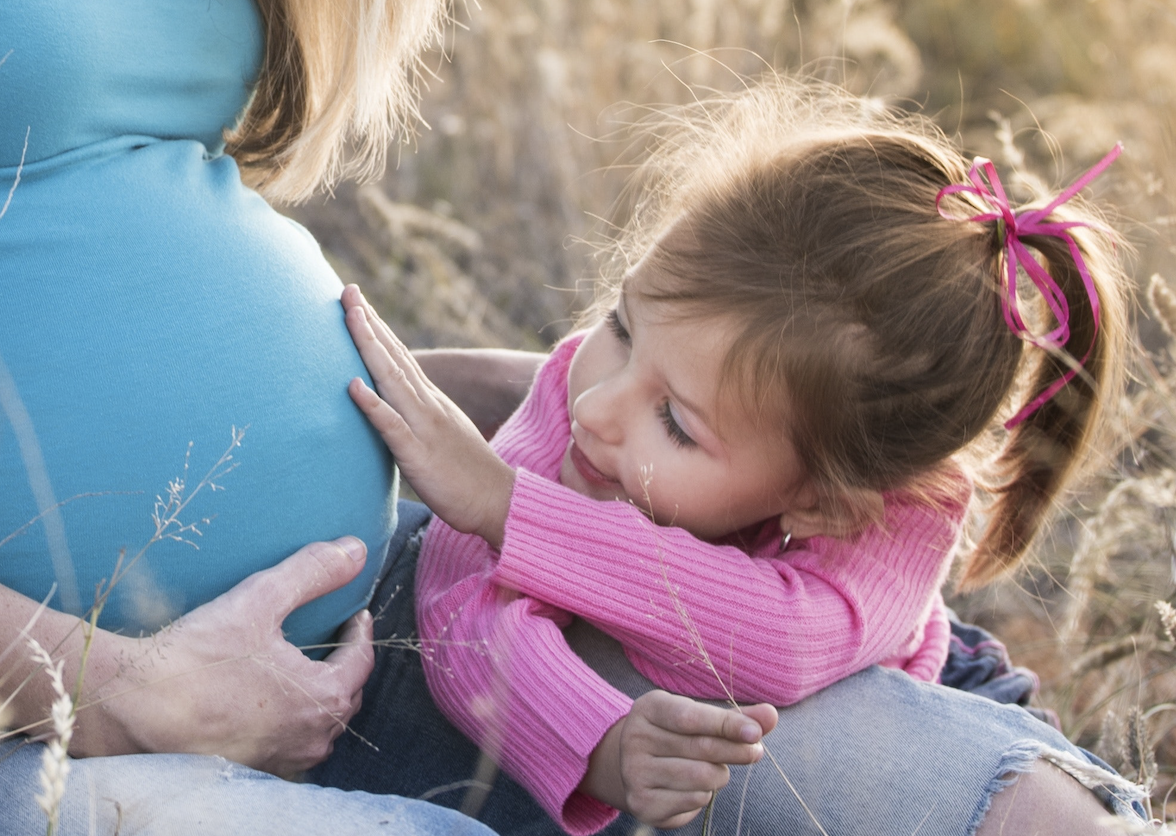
[0,1,397,653]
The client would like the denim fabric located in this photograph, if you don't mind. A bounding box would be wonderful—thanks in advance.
[0,737,494,836]
[942,608,1061,729]
[566,621,1146,835]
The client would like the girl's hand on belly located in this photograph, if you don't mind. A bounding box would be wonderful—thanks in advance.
[88,537,375,776]
[343,284,515,551]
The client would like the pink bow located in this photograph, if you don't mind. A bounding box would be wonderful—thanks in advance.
[935,143,1122,428]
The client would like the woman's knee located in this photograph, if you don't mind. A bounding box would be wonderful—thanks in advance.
[976,760,1130,836]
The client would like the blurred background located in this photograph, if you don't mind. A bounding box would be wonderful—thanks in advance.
[291,0,1176,816]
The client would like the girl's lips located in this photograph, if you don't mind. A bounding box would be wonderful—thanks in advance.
[568,441,620,488]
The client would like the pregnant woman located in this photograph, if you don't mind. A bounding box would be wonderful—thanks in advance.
[0,1,494,833]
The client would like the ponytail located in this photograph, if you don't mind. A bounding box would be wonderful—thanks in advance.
[957,210,1129,590]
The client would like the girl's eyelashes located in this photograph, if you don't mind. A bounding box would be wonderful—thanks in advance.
[659,402,696,448]
[605,304,693,449]
[605,308,631,345]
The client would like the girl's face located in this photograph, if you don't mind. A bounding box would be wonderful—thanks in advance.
[560,272,816,542]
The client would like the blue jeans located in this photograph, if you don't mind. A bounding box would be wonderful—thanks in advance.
[1,502,1144,835]
[0,741,494,836]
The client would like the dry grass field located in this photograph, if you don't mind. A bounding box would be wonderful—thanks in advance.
[290,0,1176,822]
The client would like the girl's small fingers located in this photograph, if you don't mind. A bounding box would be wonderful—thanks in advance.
[346,310,418,399]
[629,783,717,829]
[346,288,444,401]
[741,703,778,737]
[667,732,763,766]
[350,303,432,395]
[638,691,763,744]
[348,378,414,448]
[356,289,409,355]
[657,809,707,831]
[345,306,391,368]
[720,705,767,744]
[643,757,731,793]
[344,289,400,359]
[644,790,714,825]
[341,283,363,310]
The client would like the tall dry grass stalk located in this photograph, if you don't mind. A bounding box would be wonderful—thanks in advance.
[25,639,75,836]
[632,466,832,836]
[293,0,1175,356]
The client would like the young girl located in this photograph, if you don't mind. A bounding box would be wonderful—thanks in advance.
[344,78,1131,834]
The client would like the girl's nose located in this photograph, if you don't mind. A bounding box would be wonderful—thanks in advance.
[572,378,626,446]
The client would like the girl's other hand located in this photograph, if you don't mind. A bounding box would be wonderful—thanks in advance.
[342,284,515,549]
[580,690,778,828]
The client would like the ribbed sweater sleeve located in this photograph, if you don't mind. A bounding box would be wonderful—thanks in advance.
[416,338,628,834]
[902,594,952,683]
[496,470,964,704]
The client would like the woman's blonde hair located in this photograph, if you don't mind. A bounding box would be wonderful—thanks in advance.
[595,76,1129,589]
[226,0,448,204]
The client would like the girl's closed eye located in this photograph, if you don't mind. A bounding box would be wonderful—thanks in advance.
[606,308,631,345]
[659,401,696,448]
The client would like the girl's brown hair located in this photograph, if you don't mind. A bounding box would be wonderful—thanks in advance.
[225,0,448,204]
[598,78,1128,589]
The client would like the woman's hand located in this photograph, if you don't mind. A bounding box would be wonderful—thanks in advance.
[69,537,376,776]
[579,690,779,829]
[342,284,515,550]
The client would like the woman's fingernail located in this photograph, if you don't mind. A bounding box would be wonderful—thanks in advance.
[739,721,760,743]
[339,537,366,562]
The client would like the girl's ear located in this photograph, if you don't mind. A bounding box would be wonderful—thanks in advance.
[779,484,884,540]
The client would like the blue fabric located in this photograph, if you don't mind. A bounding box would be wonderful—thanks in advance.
[0,0,397,652]
[0,0,260,164]
[942,609,1061,729]
[0,737,496,836]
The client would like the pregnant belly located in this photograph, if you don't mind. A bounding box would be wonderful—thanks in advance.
[0,139,397,652]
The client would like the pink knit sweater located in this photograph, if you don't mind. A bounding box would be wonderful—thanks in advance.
[415,335,967,834]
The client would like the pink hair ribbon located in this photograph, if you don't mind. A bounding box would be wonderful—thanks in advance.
[935,142,1122,428]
